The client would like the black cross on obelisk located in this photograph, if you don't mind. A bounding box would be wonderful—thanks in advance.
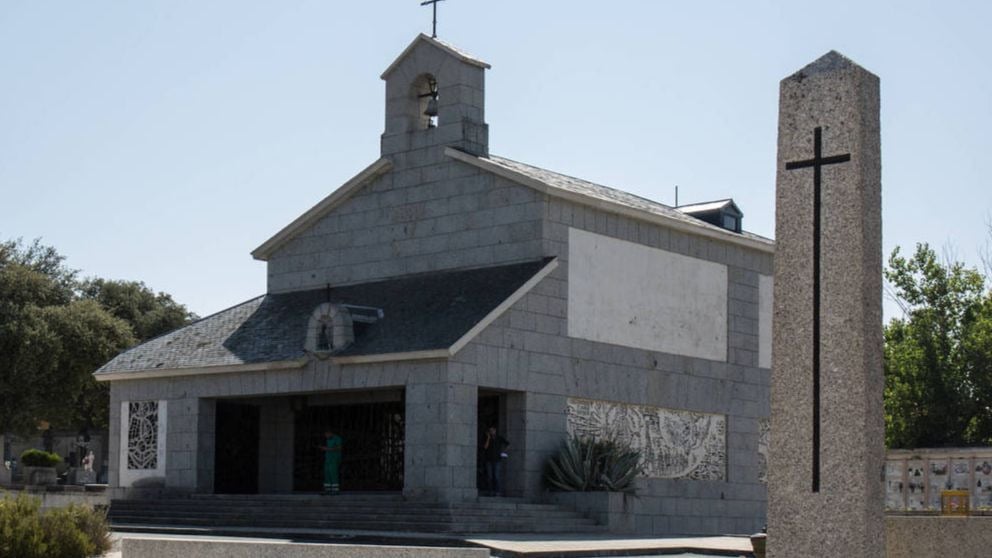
[785,126,850,493]
[420,0,445,38]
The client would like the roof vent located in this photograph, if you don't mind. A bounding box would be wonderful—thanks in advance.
[677,199,743,233]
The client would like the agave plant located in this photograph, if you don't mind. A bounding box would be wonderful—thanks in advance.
[544,435,642,492]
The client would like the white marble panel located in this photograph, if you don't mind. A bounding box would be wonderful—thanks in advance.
[568,228,728,361]
[758,274,773,369]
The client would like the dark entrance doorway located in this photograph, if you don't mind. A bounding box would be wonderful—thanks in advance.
[292,400,404,492]
[477,393,502,490]
[214,400,260,494]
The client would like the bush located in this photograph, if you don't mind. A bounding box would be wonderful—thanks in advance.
[0,492,111,558]
[69,505,112,556]
[0,493,46,558]
[544,435,643,493]
[40,508,94,558]
[19,449,62,467]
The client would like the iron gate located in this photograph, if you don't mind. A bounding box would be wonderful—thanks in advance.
[293,400,404,491]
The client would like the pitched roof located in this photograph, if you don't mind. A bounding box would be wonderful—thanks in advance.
[95,258,555,379]
[253,148,772,265]
[445,148,774,252]
[381,34,491,80]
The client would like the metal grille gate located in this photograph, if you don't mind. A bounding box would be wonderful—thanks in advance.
[293,401,404,491]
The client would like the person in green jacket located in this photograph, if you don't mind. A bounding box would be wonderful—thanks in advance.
[319,429,343,494]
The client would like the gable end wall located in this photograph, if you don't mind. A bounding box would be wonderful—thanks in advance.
[266,156,546,293]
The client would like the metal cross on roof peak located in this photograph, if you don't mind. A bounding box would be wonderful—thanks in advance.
[420,0,445,38]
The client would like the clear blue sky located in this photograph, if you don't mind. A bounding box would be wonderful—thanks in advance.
[2,1,989,319]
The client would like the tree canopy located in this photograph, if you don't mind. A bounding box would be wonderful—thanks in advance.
[884,243,992,448]
[80,278,196,342]
[0,239,195,435]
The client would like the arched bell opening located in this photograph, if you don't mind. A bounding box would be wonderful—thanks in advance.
[411,73,439,129]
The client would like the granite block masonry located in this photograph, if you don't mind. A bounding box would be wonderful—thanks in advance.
[96,33,775,536]
[767,51,884,557]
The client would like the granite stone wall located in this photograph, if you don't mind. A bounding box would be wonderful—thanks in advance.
[114,164,771,535]
[109,359,466,500]
[266,160,546,293]
[445,197,772,535]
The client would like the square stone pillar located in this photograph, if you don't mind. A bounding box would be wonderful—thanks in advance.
[195,398,216,493]
[768,51,884,557]
[517,392,568,498]
[404,382,477,501]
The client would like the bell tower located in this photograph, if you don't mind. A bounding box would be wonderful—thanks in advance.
[380,34,490,158]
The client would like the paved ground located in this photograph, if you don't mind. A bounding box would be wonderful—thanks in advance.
[465,533,752,556]
[104,529,754,557]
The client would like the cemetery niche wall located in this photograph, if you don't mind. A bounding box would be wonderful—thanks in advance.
[886,449,992,513]
[94,33,774,536]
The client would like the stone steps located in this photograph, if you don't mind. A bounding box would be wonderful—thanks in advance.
[110,515,596,533]
[108,494,604,535]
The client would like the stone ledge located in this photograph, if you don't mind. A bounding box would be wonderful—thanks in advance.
[886,515,992,558]
[121,539,490,558]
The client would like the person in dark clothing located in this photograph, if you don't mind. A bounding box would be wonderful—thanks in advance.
[482,425,509,496]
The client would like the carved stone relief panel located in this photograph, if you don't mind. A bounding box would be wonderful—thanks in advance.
[566,398,726,480]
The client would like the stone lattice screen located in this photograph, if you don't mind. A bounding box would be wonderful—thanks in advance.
[126,400,159,470]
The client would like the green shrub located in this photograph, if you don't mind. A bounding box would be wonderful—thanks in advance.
[69,505,112,556]
[0,493,111,558]
[40,507,94,558]
[544,435,643,493]
[19,449,62,467]
[0,493,47,558]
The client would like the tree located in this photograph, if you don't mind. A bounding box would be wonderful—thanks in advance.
[80,278,197,341]
[0,239,194,435]
[884,243,992,448]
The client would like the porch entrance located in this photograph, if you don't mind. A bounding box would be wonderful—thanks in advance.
[214,400,260,494]
[292,398,404,492]
[477,392,503,491]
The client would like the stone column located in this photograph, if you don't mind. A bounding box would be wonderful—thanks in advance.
[768,51,884,557]
[195,398,216,493]
[404,381,477,501]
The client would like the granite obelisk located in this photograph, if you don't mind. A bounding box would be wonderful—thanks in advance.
[768,52,884,557]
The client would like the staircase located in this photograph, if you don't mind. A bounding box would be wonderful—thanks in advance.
[108,493,604,535]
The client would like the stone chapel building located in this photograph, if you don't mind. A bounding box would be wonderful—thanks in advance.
[96,34,774,535]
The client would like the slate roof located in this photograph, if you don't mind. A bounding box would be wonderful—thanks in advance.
[96,259,552,376]
[482,154,772,245]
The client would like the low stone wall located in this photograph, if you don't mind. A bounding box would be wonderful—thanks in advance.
[122,539,490,558]
[0,486,109,509]
[886,516,992,558]
[547,491,636,534]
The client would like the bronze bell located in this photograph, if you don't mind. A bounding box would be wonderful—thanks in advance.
[424,95,439,118]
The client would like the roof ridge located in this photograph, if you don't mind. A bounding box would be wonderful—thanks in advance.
[445,149,773,251]
[487,153,675,210]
